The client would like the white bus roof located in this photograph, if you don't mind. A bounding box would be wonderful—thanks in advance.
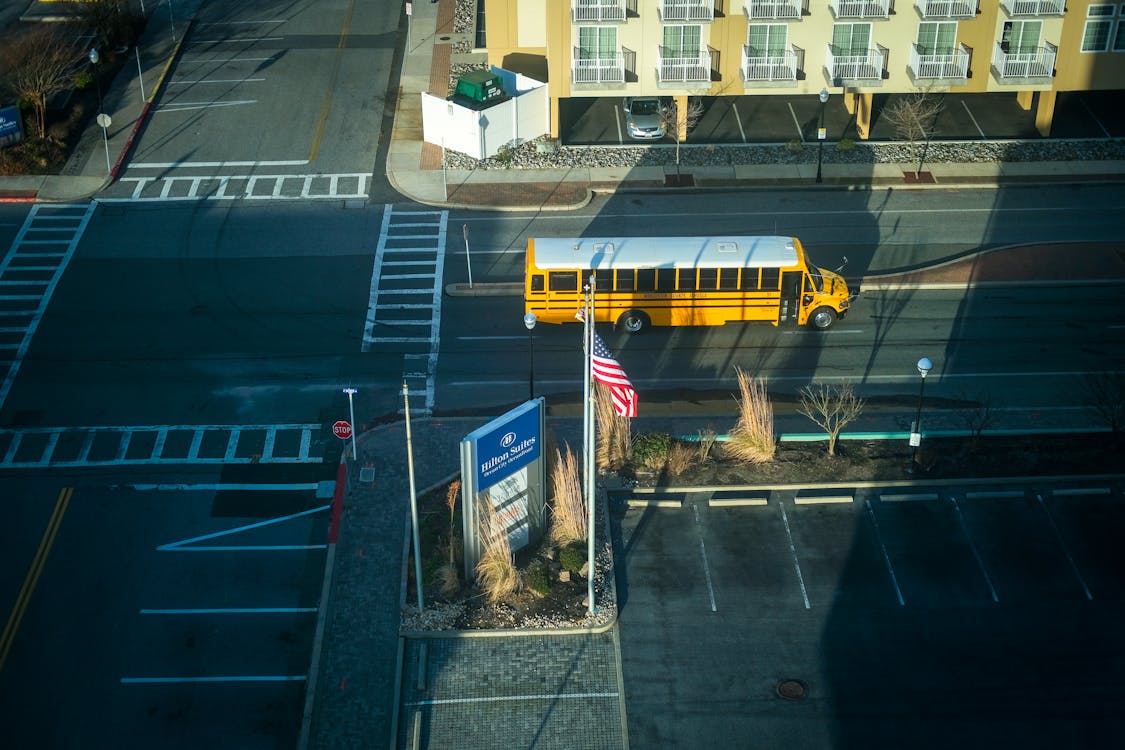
[530,236,801,270]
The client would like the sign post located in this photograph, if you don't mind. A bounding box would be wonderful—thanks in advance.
[341,388,358,460]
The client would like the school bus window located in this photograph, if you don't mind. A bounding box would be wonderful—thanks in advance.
[656,269,676,293]
[677,268,698,291]
[636,268,656,291]
[595,270,612,292]
[807,267,824,292]
[530,274,545,292]
[616,269,635,291]
[741,268,761,291]
[718,268,738,291]
[761,268,780,290]
[549,271,579,291]
[699,268,718,291]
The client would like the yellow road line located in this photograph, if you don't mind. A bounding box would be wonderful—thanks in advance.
[308,0,356,162]
[0,487,73,672]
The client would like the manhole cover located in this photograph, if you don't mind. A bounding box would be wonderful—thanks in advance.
[776,679,807,701]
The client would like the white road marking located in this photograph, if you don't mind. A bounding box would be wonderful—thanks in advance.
[178,56,276,63]
[949,494,1000,603]
[188,37,285,44]
[157,504,330,552]
[140,608,316,614]
[127,483,320,491]
[167,78,266,85]
[961,99,987,139]
[731,100,746,142]
[692,505,717,612]
[865,499,905,606]
[1036,493,1094,601]
[778,502,810,609]
[104,173,369,202]
[787,102,804,142]
[157,100,258,112]
[122,675,305,684]
[407,692,619,707]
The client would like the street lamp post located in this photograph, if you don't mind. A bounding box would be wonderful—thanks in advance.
[88,49,111,175]
[815,88,829,184]
[523,312,537,401]
[909,357,933,471]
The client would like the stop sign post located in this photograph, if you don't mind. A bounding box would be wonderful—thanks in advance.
[342,387,358,460]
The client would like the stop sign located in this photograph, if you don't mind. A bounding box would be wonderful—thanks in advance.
[332,420,353,440]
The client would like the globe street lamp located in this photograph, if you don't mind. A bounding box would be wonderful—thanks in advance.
[88,49,111,174]
[523,312,537,401]
[815,88,830,184]
[909,357,933,471]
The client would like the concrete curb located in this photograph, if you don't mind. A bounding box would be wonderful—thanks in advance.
[622,472,1125,494]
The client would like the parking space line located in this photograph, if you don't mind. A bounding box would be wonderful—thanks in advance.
[692,506,717,612]
[1053,487,1110,496]
[127,483,320,491]
[615,105,624,144]
[864,499,904,606]
[795,494,853,505]
[167,78,266,85]
[730,101,746,142]
[949,495,999,604]
[1078,96,1111,137]
[787,102,804,142]
[1036,493,1094,601]
[961,100,986,139]
[157,504,329,551]
[140,607,316,614]
[881,492,939,502]
[406,691,619,707]
[778,503,810,609]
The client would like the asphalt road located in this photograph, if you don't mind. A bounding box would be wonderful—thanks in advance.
[614,479,1125,748]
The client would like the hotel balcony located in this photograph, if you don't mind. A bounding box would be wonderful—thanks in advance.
[1000,0,1064,16]
[908,42,970,82]
[743,0,803,20]
[572,50,626,84]
[825,45,885,82]
[660,0,715,22]
[915,0,977,19]
[991,42,1055,82]
[830,0,890,19]
[657,47,712,83]
[572,0,627,23]
[741,45,799,82]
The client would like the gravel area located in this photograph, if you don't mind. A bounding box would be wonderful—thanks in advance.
[444,135,1125,170]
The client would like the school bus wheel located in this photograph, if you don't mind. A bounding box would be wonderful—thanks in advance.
[809,307,837,330]
[617,309,650,334]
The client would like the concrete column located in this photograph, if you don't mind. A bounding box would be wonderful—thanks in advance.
[843,90,857,115]
[854,92,873,140]
[674,94,689,141]
[1016,89,1035,111]
[550,95,560,139]
[1035,89,1057,136]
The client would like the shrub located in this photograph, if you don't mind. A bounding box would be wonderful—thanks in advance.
[524,561,551,595]
[835,137,856,152]
[550,444,586,546]
[665,441,695,477]
[632,432,673,471]
[696,428,718,462]
[785,138,803,153]
[558,543,586,575]
[725,368,776,463]
[797,382,865,457]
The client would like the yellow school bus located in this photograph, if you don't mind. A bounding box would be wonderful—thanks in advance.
[524,235,852,333]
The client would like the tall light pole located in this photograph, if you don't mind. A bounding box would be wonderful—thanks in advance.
[523,312,537,401]
[342,387,358,461]
[909,357,933,471]
[88,49,111,175]
[815,88,829,184]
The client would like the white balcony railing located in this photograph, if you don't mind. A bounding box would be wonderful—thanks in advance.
[993,42,1055,79]
[571,0,626,23]
[1000,0,1064,16]
[830,0,890,18]
[916,0,977,18]
[909,42,970,79]
[658,48,712,82]
[741,46,798,81]
[660,0,715,22]
[743,0,802,20]
[572,51,625,84]
[825,45,885,80]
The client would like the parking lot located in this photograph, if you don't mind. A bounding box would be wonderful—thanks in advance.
[612,479,1125,748]
[562,90,1125,145]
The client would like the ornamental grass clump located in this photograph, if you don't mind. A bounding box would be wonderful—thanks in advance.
[665,440,695,477]
[725,368,776,463]
[436,480,461,598]
[550,444,586,546]
[474,498,521,603]
[594,382,632,471]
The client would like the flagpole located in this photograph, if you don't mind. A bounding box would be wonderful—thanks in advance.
[585,273,596,615]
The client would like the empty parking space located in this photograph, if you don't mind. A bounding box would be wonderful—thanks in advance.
[1041,488,1125,600]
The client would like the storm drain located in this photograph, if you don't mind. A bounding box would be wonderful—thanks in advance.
[776,679,807,701]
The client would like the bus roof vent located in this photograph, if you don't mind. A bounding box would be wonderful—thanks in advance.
[716,242,738,253]
[592,242,616,255]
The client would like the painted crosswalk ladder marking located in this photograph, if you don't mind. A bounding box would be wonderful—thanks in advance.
[102,173,370,202]
[0,203,96,412]
[363,205,446,415]
[0,424,322,468]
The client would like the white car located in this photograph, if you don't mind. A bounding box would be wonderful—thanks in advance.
[622,97,665,140]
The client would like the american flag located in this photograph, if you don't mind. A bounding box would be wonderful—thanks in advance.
[591,332,638,417]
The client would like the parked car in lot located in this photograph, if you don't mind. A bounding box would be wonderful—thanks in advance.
[622,97,665,140]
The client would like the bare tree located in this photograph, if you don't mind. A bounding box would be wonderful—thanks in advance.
[880,89,944,178]
[955,390,999,450]
[659,97,704,182]
[1082,372,1125,438]
[66,0,140,52]
[0,25,85,138]
[797,382,865,457]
